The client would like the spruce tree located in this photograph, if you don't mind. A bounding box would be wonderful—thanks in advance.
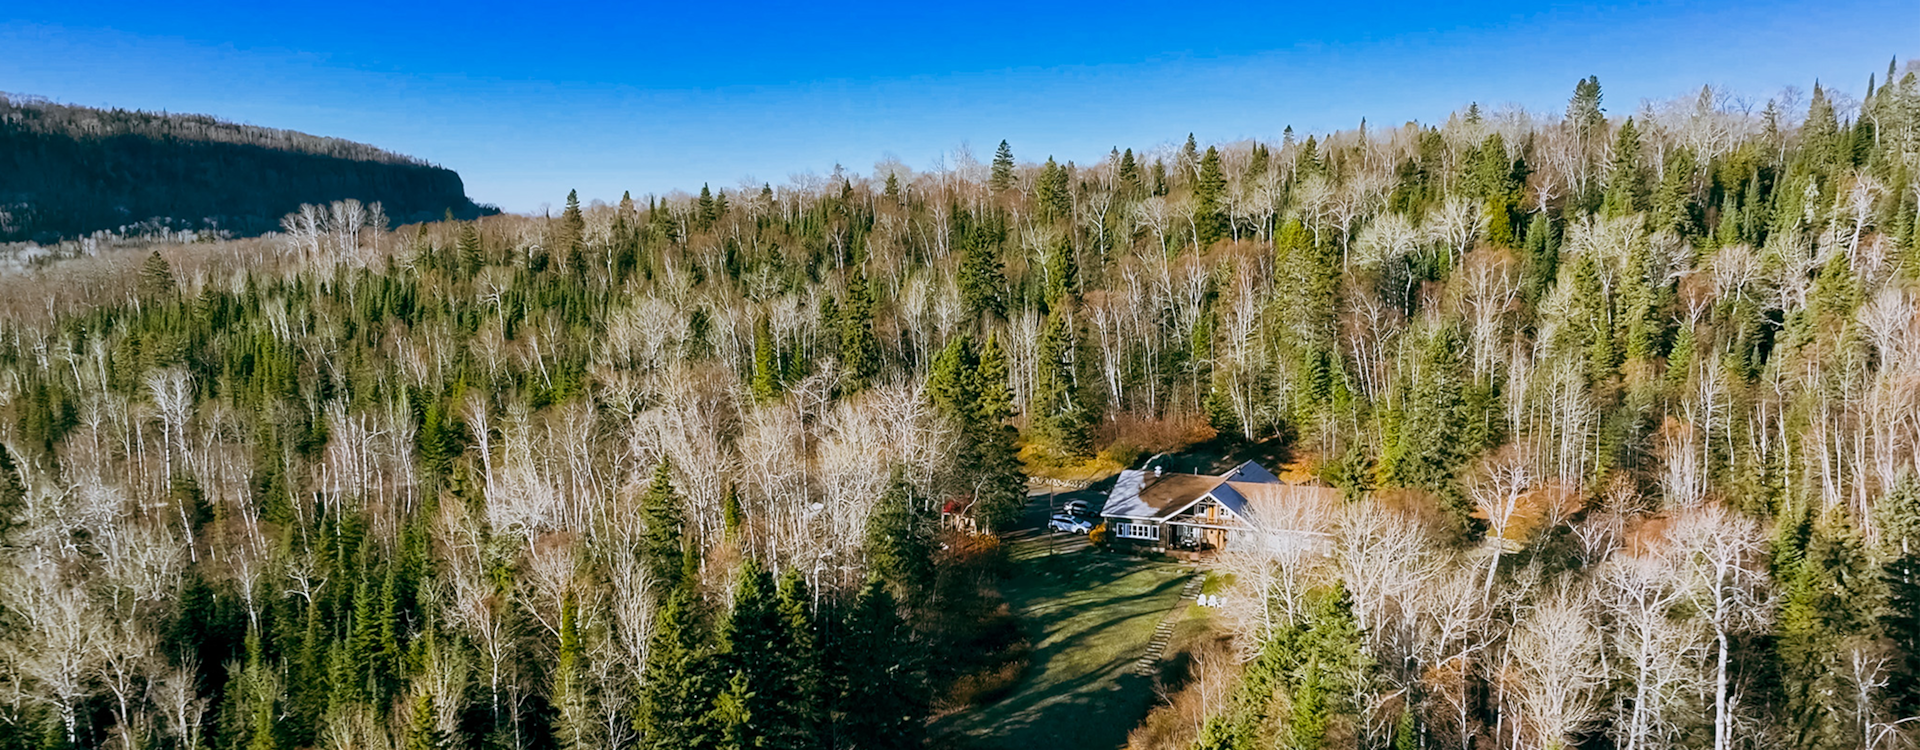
[771,571,822,750]
[990,141,1015,193]
[1118,148,1141,197]
[640,461,688,592]
[1603,118,1647,216]
[865,469,933,601]
[1380,326,1474,534]
[837,581,926,750]
[957,226,1007,322]
[0,444,23,543]
[1032,309,1092,458]
[839,266,881,392]
[559,189,587,268]
[1037,157,1071,222]
[1195,146,1226,245]
[714,560,782,750]
[635,590,717,750]
[1877,474,1920,714]
[971,335,1026,532]
[751,315,783,402]
[1777,511,1884,749]
[139,250,176,299]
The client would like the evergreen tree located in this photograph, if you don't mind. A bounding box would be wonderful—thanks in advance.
[957,226,1007,322]
[839,266,882,391]
[1037,157,1071,222]
[990,141,1015,193]
[1777,511,1884,749]
[1603,118,1647,216]
[865,469,933,601]
[559,189,587,268]
[553,593,588,750]
[404,693,446,750]
[0,444,23,543]
[1877,474,1920,714]
[715,560,782,750]
[1195,146,1226,246]
[883,172,901,201]
[1118,148,1142,197]
[635,591,717,750]
[1380,326,1475,534]
[139,250,176,299]
[1568,75,1605,139]
[1043,234,1079,313]
[641,461,688,592]
[770,571,823,750]
[751,315,783,402]
[837,581,926,750]
[1032,309,1092,458]
[458,222,484,274]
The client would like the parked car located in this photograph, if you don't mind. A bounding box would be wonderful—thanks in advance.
[1047,514,1094,534]
[1062,499,1091,516]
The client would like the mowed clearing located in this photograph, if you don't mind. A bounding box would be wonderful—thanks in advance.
[936,491,1194,750]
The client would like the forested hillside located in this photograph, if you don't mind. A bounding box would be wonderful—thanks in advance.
[1,60,1919,750]
[0,94,492,243]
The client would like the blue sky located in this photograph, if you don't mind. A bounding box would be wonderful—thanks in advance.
[4,1,1916,213]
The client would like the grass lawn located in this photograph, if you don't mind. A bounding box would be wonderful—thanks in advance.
[935,536,1192,750]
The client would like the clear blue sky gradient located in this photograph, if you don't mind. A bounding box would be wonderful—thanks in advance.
[4,1,1917,213]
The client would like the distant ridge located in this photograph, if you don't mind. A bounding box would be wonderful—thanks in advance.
[0,93,495,242]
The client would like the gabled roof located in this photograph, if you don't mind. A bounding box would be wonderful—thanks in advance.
[1101,460,1284,521]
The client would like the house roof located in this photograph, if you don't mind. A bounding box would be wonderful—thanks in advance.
[1101,460,1290,521]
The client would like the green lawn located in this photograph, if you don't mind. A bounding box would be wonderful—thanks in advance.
[935,536,1191,750]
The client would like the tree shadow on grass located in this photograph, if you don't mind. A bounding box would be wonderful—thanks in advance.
[933,548,1189,750]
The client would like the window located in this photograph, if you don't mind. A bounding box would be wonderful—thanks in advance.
[1114,522,1158,540]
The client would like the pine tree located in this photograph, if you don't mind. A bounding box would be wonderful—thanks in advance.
[883,172,901,201]
[1037,157,1071,222]
[641,461,688,592]
[990,141,1015,193]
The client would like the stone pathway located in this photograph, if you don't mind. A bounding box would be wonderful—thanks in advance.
[1134,572,1204,676]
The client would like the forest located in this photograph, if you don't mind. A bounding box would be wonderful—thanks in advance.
[1,59,1919,750]
[0,93,492,243]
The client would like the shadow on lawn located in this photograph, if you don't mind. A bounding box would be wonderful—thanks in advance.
[932,546,1188,750]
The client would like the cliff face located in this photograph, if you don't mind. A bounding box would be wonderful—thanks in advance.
[0,94,493,242]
